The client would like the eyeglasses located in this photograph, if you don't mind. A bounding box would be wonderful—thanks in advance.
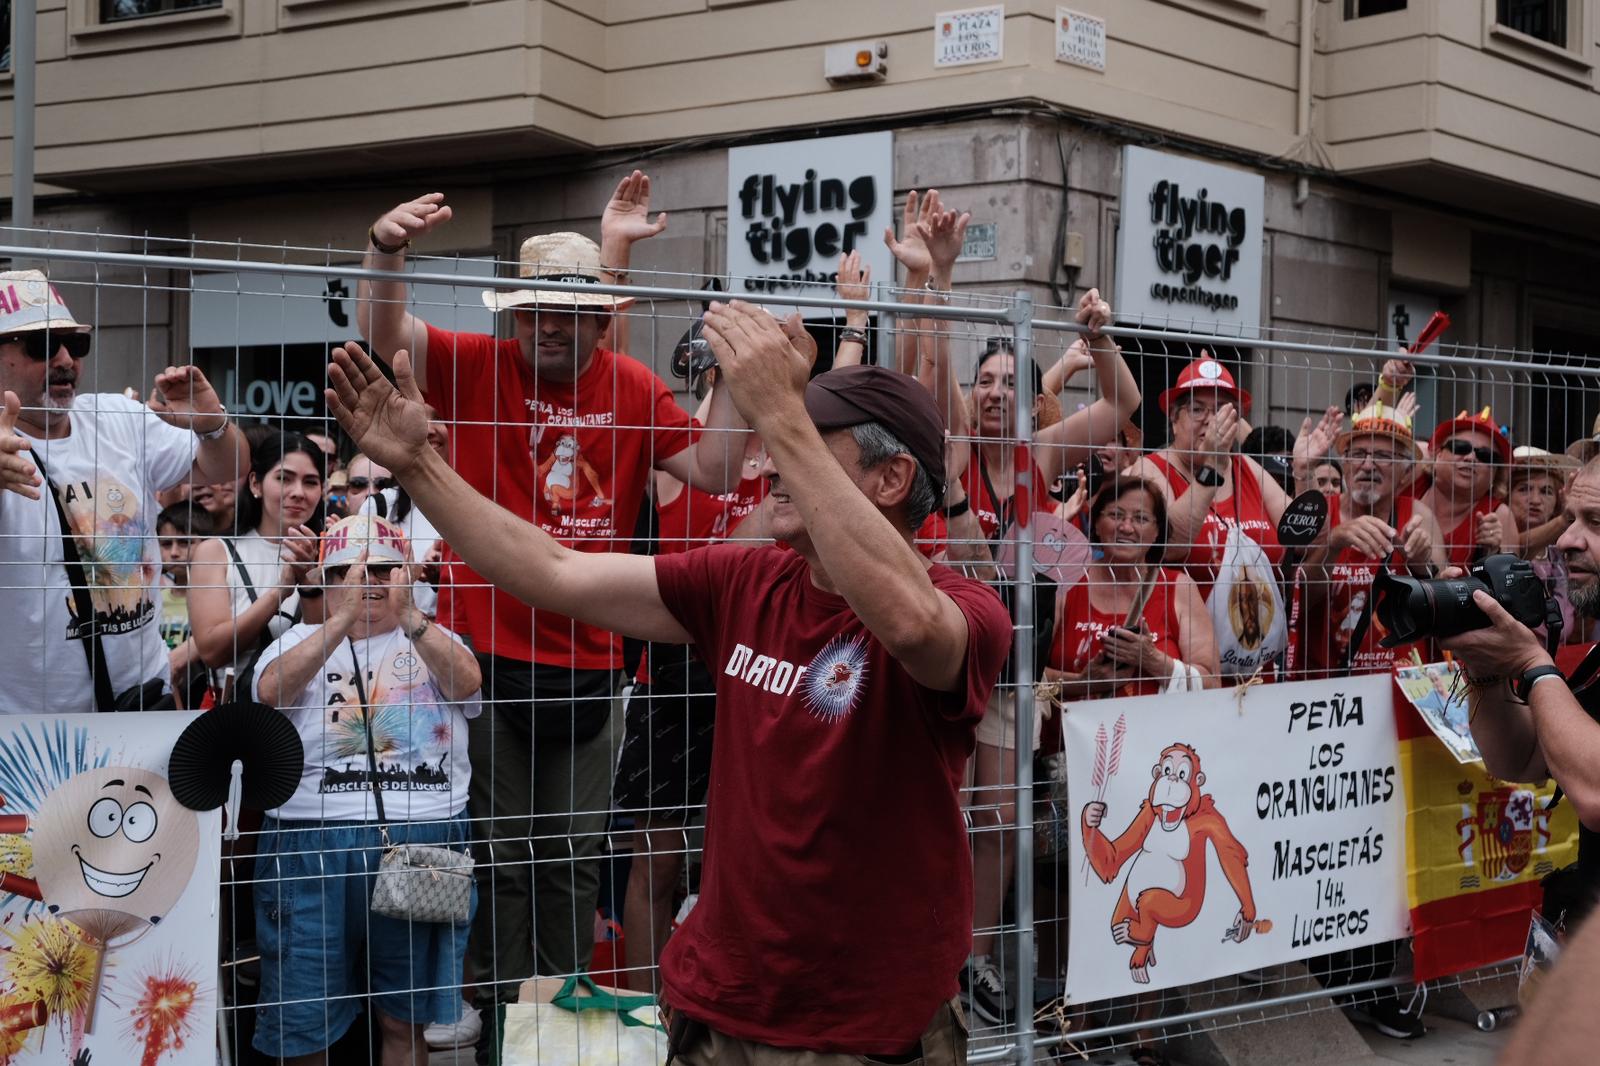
[1345,449,1400,465]
[324,563,402,582]
[1102,509,1157,529]
[1442,439,1495,464]
[347,477,397,493]
[0,332,91,361]
[1180,403,1219,420]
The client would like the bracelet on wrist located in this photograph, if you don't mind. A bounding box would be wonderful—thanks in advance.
[297,586,325,600]
[368,226,410,256]
[195,415,230,442]
[839,327,868,345]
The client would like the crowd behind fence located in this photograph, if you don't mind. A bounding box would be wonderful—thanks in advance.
[0,210,1590,1066]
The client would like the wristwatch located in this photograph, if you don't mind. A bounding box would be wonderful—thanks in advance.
[1513,664,1565,703]
[1193,464,1225,488]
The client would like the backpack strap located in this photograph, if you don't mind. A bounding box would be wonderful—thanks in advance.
[28,442,116,711]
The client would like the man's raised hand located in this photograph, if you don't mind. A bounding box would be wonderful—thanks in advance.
[921,197,971,281]
[325,342,433,476]
[0,392,41,500]
[883,189,934,279]
[701,301,810,426]
[150,365,227,435]
[601,170,669,248]
[371,193,453,253]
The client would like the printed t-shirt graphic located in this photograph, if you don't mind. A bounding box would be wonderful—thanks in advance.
[252,623,481,821]
[1146,453,1285,675]
[423,325,695,668]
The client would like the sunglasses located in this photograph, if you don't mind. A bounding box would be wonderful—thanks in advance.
[1442,439,1495,465]
[1,332,91,361]
[324,563,402,583]
[346,476,397,493]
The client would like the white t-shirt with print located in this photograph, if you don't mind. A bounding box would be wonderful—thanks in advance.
[0,394,197,714]
[252,622,481,822]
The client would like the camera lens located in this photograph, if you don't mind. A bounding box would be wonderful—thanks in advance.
[1373,569,1492,647]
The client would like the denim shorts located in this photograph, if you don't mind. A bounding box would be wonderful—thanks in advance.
[251,813,476,1058]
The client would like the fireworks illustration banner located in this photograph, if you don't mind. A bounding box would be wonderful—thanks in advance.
[1061,675,1409,1001]
[0,713,220,1066]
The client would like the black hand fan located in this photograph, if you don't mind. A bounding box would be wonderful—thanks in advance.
[168,701,304,812]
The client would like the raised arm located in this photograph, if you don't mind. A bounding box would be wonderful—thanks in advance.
[1128,403,1238,563]
[831,251,871,369]
[1041,339,1095,399]
[884,191,969,434]
[356,193,455,379]
[597,169,669,358]
[701,301,973,692]
[325,342,691,645]
[1035,290,1140,483]
[148,366,249,487]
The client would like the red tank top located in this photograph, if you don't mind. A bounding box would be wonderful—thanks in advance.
[1049,567,1186,697]
[963,445,1050,541]
[1146,453,1284,593]
[1439,494,1500,569]
[1297,494,1420,678]
[654,474,767,556]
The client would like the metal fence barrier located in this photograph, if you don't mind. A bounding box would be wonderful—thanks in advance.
[0,229,1587,1065]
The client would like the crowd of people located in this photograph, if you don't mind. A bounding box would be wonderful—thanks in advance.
[1,169,1598,1066]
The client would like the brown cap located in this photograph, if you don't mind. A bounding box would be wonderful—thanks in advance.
[804,365,947,495]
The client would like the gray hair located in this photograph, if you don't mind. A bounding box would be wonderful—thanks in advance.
[850,421,939,529]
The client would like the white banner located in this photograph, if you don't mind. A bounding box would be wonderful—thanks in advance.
[725,131,894,318]
[0,713,220,1063]
[1063,675,1408,1001]
[1114,145,1264,332]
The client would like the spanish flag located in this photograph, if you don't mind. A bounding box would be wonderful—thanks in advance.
[1397,654,1584,981]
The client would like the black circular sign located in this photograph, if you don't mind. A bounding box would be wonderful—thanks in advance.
[1277,490,1329,548]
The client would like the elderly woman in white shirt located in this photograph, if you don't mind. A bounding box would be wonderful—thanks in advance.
[250,514,481,1065]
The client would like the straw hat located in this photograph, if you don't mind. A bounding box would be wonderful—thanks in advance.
[1335,401,1421,462]
[1509,445,1579,480]
[0,270,90,335]
[1430,407,1511,464]
[1565,413,1600,463]
[480,233,635,313]
[1158,355,1252,418]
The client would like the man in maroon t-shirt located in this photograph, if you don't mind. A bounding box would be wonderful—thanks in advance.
[325,297,1012,1063]
[355,174,751,1034]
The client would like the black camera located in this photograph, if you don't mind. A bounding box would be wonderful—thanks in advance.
[671,317,718,392]
[1373,552,1551,647]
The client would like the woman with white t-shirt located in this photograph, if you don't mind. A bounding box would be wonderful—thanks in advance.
[250,514,481,1063]
[187,432,326,690]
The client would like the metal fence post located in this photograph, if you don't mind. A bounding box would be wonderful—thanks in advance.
[1009,290,1037,1066]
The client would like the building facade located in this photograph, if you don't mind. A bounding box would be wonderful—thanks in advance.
[3,0,1598,444]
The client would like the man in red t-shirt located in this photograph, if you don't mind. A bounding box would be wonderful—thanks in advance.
[355,174,752,1031]
[325,298,1012,1063]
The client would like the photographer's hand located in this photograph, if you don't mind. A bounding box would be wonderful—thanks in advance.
[1438,589,1552,680]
